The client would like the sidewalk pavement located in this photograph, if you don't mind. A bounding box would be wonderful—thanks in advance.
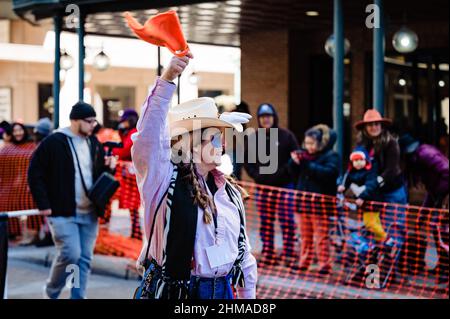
[6,258,138,299]
[8,245,141,281]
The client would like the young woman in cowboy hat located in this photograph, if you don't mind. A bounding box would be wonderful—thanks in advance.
[355,109,407,225]
[132,53,257,299]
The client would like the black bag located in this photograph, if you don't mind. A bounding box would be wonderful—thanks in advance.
[68,137,119,217]
[134,187,169,299]
[88,172,120,211]
[134,258,164,299]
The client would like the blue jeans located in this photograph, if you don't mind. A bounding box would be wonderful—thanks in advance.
[382,185,407,225]
[46,213,98,299]
[188,274,234,299]
[381,186,408,241]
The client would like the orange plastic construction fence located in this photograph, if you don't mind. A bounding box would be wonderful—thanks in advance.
[240,181,448,299]
[0,143,40,237]
[3,155,448,299]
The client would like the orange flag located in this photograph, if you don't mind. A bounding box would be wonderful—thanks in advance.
[124,10,189,57]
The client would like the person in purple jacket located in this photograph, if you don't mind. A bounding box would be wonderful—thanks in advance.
[399,133,449,284]
[399,134,449,208]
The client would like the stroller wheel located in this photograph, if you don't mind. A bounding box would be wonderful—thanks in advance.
[379,245,402,289]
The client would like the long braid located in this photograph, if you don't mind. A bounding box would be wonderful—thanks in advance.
[186,158,216,224]
[173,130,247,224]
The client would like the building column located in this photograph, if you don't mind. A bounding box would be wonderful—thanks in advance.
[333,0,344,157]
[78,12,85,101]
[53,15,61,129]
[373,0,385,115]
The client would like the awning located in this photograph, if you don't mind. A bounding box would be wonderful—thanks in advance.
[12,0,449,47]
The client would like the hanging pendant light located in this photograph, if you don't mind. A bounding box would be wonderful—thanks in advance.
[189,72,199,85]
[60,49,74,70]
[93,47,110,71]
[392,26,419,53]
[325,34,351,57]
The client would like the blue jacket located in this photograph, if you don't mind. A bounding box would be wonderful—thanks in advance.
[340,164,380,201]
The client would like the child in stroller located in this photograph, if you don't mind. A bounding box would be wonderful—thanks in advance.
[334,147,405,288]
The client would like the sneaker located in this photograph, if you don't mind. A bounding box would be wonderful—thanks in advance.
[42,286,50,299]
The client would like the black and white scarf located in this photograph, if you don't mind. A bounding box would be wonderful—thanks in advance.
[149,163,247,299]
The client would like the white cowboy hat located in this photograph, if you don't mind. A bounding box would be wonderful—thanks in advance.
[168,97,251,137]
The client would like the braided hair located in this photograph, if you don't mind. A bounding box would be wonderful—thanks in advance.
[172,129,248,224]
[173,131,216,224]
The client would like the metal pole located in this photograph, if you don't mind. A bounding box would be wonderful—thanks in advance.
[53,15,61,129]
[433,56,442,146]
[426,57,437,145]
[78,12,85,101]
[0,209,49,299]
[177,75,181,104]
[0,216,7,299]
[412,55,420,134]
[373,0,385,114]
[157,46,162,76]
[333,0,344,158]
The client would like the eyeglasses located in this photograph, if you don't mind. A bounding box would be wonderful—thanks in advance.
[81,118,98,126]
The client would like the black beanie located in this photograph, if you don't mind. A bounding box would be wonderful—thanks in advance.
[69,101,96,120]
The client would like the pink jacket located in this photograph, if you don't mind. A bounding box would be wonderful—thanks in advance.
[131,78,257,298]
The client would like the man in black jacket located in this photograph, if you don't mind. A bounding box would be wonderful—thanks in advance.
[244,103,299,266]
[28,101,116,299]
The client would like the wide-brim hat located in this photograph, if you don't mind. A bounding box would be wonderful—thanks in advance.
[168,97,244,137]
[355,109,392,130]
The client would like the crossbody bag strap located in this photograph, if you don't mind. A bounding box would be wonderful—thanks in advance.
[67,136,90,196]
[225,182,247,288]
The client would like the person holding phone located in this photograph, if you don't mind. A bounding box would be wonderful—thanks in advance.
[288,124,341,275]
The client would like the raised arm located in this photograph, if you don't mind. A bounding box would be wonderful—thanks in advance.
[131,54,192,237]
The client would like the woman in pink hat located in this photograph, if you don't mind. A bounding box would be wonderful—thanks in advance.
[355,109,407,225]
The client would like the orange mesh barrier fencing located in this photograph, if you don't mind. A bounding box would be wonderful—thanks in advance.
[239,181,448,299]
[94,168,449,299]
[2,154,448,299]
[0,143,40,237]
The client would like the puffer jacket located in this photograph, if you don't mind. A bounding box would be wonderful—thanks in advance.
[410,144,449,207]
[288,124,341,196]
